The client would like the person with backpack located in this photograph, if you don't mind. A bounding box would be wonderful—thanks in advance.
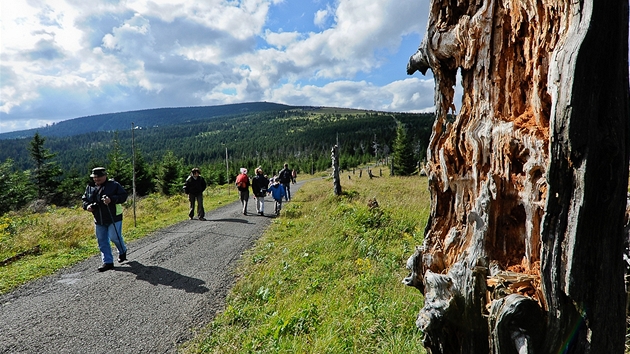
[184,167,207,221]
[251,167,269,216]
[278,163,292,201]
[82,167,128,272]
[268,177,286,216]
[235,167,250,215]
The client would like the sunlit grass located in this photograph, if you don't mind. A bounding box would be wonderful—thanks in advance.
[0,185,235,294]
[182,173,430,353]
[1,173,432,353]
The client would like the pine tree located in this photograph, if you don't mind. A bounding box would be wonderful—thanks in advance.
[0,159,36,214]
[156,151,184,195]
[28,132,63,200]
[133,149,155,196]
[391,122,416,176]
[107,134,133,191]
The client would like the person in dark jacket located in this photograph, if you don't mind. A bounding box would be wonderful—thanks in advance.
[184,167,207,220]
[251,167,269,216]
[82,167,128,272]
[278,163,292,201]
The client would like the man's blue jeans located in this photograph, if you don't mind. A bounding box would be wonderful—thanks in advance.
[95,221,126,264]
[283,183,291,201]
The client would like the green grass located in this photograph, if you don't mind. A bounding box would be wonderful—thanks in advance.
[181,173,430,353]
[0,173,431,353]
[0,185,236,294]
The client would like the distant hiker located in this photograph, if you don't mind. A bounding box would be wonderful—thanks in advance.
[184,167,207,221]
[268,177,286,215]
[278,163,293,201]
[82,167,128,272]
[235,168,250,215]
[291,169,297,183]
[251,167,269,216]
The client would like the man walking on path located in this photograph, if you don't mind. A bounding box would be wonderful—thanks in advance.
[81,167,128,272]
[184,167,207,220]
[278,163,292,201]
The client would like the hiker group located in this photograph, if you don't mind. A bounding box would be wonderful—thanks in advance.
[234,163,296,216]
[83,163,296,272]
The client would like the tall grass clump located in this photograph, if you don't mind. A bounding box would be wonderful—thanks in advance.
[0,185,235,294]
[184,174,431,353]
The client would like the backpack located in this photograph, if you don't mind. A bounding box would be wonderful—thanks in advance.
[279,169,291,184]
[236,174,248,189]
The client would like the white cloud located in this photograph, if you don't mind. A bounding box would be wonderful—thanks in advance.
[314,8,330,28]
[267,77,435,113]
[0,0,436,133]
[263,29,300,49]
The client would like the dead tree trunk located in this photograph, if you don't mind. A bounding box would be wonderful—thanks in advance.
[404,0,629,353]
[332,145,342,195]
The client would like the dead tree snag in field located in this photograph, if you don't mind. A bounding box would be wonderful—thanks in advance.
[404,0,629,353]
[332,145,342,195]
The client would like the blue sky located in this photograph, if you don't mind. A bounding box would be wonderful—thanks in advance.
[1,0,437,133]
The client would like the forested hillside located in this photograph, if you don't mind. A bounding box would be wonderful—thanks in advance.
[1,106,434,173]
[0,102,293,140]
[0,103,434,215]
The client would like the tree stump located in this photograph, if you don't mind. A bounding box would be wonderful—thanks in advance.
[404,0,629,353]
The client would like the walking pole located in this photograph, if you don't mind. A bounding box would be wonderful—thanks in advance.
[103,196,124,250]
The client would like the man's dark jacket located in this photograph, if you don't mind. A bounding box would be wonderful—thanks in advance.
[278,168,292,185]
[184,175,207,195]
[82,180,128,225]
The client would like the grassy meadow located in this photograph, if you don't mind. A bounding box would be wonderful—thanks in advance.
[182,173,430,353]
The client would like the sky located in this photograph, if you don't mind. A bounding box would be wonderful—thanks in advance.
[0,0,438,134]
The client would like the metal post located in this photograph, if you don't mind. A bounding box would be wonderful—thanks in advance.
[131,122,137,227]
[225,147,229,194]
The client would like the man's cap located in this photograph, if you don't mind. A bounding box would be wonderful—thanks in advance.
[240,167,247,174]
[90,167,107,177]
[191,167,201,173]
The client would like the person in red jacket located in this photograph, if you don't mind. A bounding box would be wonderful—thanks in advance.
[235,167,250,215]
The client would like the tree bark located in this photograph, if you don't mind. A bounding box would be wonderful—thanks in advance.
[404,0,629,353]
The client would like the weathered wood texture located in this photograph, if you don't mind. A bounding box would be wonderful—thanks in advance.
[405,0,629,353]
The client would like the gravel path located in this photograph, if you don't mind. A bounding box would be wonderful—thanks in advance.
[0,183,302,353]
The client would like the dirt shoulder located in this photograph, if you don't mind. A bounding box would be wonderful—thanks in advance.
[0,184,302,353]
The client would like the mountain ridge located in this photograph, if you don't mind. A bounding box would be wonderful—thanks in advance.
[0,102,299,140]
